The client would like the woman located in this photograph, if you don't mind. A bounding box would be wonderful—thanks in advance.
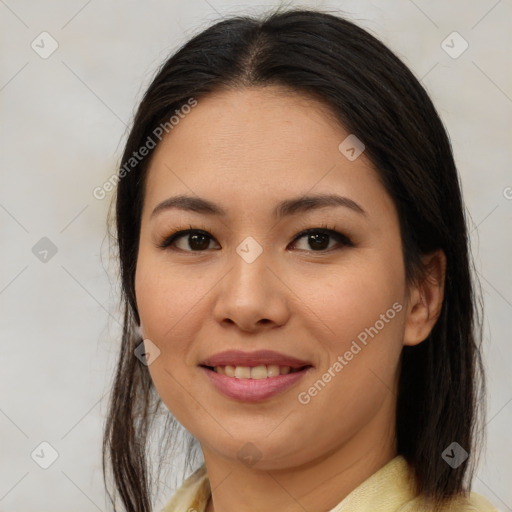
[102,7,498,512]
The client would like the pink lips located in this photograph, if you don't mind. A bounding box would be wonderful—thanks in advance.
[199,349,312,369]
[198,350,314,402]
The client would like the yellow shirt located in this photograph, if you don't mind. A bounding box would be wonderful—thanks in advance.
[160,455,499,512]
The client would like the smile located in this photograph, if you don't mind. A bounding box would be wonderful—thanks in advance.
[204,364,308,379]
[199,364,313,402]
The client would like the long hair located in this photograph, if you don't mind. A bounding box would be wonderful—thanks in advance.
[102,7,485,511]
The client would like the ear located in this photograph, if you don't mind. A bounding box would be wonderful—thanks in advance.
[403,249,446,347]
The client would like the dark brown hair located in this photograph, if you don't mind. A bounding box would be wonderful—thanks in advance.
[103,7,486,511]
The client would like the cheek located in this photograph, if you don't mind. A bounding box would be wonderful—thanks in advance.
[135,258,208,429]
[294,248,406,407]
[295,250,405,346]
[134,252,219,379]
[294,291,404,459]
[135,255,205,345]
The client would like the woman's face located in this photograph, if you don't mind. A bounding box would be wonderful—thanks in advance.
[135,87,412,470]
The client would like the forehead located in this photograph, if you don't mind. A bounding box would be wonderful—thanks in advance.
[151,86,345,165]
[142,86,396,226]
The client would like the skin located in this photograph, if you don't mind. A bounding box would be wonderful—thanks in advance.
[134,86,446,512]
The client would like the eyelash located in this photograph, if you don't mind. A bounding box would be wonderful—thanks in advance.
[157,223,354,254]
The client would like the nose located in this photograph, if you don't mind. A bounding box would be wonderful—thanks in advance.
[212,242,291,333]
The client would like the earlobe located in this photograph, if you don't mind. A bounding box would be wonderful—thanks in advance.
[403,249,446,347]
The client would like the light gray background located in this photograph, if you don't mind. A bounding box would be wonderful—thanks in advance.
[0,1,511,511]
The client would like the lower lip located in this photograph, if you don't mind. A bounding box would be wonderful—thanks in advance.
[200,366,312,402]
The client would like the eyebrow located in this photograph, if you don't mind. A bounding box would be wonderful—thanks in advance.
[150,193,367,220]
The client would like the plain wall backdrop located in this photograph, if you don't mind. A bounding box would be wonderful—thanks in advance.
[0,0,511,511]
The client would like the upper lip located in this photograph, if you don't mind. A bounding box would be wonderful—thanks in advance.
[199,350,313,369]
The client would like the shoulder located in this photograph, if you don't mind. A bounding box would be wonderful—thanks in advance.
[160,463,210,512]
[331,456,500,512]
[400,488,500,511]
[463,491,502,511]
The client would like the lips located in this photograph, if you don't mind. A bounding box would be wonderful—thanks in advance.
[199,349,313,369]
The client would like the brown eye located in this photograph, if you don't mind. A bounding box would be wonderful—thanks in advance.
[158,227,353,253]
[159,229,220,252]
[290,228,353,252]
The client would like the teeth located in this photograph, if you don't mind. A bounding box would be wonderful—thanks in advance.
[235,366,251,379]
[214,364,297,378]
